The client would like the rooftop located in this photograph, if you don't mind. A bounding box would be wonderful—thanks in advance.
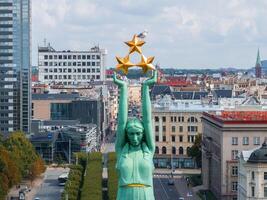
[204,111,267,124]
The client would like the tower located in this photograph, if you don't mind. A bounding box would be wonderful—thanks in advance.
[0,0,31,135]
[255,48,262,78]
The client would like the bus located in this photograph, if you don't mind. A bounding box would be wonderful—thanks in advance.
[58,172,69,186]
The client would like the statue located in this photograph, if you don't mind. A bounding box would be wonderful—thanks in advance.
[113,71,157,200]
[113,34,157,200]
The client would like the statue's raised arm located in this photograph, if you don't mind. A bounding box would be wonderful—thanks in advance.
[141,70,157,153]
[113,73,128,155]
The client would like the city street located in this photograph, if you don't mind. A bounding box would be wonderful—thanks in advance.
[34,167,69,200]
[154,176,181,200]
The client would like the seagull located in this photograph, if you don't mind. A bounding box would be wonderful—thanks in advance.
[137,30,148,39]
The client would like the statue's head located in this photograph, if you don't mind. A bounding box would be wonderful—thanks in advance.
[126,118,144,147]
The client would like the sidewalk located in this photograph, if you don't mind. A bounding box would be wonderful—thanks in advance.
[7,175,44,200]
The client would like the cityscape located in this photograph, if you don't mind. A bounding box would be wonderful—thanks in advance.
[1,0,267,200]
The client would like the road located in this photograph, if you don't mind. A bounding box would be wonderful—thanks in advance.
[154,176,181,200]
[34,167,69,200]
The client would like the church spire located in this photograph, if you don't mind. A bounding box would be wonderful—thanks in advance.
[255,48,262,78]
[256,48,262,67]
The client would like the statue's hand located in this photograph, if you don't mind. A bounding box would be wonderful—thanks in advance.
[143,70,158,86]
[113,72,127,88]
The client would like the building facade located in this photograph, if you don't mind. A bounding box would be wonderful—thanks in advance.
[238,143,267,200]
[0,0,31,135]
[38,44,107,85]
[152,95,221,168]
[202,111,267,200]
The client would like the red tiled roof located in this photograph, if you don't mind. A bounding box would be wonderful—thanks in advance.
[204,111,267,124]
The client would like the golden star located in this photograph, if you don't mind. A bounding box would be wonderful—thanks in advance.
[137,55,155,73]
[115,55,134,74]
[125,34,145,54]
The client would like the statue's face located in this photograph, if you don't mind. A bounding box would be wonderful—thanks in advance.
[127,127,143,147]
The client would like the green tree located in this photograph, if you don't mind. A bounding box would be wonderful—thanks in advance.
[187,134,202,168]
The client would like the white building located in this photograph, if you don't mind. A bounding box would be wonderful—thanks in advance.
[238,142,267,200]
[38,44,107,85]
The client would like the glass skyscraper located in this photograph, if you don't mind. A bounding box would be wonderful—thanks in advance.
[0,0,31,135]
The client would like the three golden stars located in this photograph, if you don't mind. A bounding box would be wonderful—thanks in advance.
[115,34,155,74]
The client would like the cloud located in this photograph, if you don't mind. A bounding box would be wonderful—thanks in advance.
[32,0,267,68]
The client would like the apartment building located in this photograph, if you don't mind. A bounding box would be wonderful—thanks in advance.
[202,111,267,200]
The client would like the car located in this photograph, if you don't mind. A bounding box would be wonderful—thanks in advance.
[178,197,184,200]
[34,198,40,200]
[168,178,174,185]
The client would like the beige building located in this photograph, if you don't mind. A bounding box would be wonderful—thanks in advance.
[128,84,141,106]
[202,111,267,200]
[32,94,77,120]
[152,96,221,168]
[238,143,267,200]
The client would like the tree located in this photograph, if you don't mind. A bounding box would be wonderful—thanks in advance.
[29,157,46,185]
[187,134,202,168]
[0,147,21,187]
[4,132,39,177]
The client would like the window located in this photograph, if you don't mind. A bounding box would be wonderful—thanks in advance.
[252,171,255,180]
[264,172,267,180]
[155,136,159,142]
[162,126,166,132]
[179,126,183,132]
[172,147,176,154]
[87,55,91,59]
[162,116,166,122]
[44,55,48,59]
[171,116,173,122]
[172,135,175,142]
[178,116,184,122]
[264,187,267,197]
[243,137,249,145]
[163,136,166,142]
[188,116,198,123]
[82,55,86,59]
[155,126,159,132]
[162,147,167,154]
[231,150,238,160]
[155,116,159,122]
[251,186,255,197]
[179,135,183,142]
[172,126,175,132]
[232,182,237,191]
[232,137,238,145]
[253,137,260,145]
[231,166,238,176]
[188,126,198,132]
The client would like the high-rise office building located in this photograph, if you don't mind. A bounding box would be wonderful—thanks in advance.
[0,0,31,135]
[38,44,107,85]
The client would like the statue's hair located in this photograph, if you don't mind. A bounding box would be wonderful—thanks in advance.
[126,117,144,133]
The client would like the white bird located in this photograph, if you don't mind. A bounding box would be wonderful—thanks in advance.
[137,30,148,39]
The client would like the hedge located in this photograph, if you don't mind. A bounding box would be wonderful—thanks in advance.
[108,152,118,200]
[61,165,83,200]
[80,152,103,200]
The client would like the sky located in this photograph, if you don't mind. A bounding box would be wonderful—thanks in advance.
[32,0,267,69]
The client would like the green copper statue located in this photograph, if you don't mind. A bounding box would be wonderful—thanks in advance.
[113,70,157,200]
